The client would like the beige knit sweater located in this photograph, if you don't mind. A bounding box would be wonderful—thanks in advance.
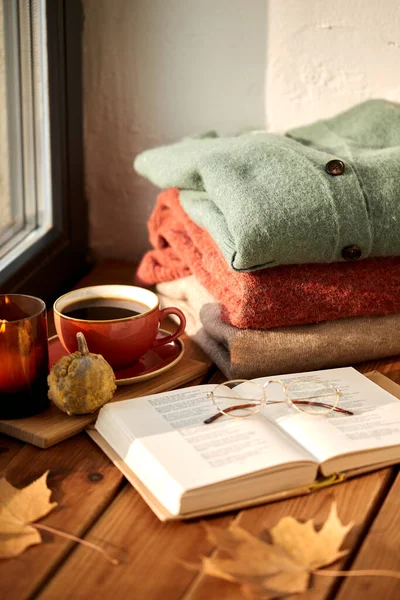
[157,276,400,379]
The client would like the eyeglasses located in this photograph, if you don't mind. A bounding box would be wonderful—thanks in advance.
[204,378,354,424]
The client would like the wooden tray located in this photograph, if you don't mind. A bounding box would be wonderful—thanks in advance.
[0,354,209,448]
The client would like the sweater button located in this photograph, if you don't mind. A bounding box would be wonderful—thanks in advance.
[342,245,362,260]
[325,159,345,176]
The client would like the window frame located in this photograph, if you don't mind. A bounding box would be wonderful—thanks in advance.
[0,0,89,302]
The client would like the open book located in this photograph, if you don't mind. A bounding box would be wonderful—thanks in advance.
[89,367,400,520]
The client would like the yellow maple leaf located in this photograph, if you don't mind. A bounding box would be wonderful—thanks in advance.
[191,502,353,598]
[270,502,353,570]
[0,471,57,559]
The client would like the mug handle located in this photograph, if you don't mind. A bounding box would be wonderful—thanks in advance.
[152,307,186,348]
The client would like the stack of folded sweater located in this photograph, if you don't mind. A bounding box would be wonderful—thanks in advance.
[134,99,400,378]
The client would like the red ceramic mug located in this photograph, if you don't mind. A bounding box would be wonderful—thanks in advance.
[53,285,186,369]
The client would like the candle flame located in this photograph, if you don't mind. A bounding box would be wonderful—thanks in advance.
[4,296,10,304]
[0,320,6,334]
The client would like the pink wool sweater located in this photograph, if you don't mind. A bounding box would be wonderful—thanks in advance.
[136,188,400,329]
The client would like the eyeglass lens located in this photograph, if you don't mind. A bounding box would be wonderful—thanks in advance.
[284,379,338,415]
[211,380,264,417]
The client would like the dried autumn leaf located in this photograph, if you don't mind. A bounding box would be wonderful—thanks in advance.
[190,523,308,598]
[270,501,353,570]
[0,471,57,559]
[203,523,308,594]
[188,502,353,598]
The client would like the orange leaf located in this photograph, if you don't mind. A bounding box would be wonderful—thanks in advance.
[201,522,309,596]
[0,471,57,559]
[270,501,353,570]
[185,502,353,598]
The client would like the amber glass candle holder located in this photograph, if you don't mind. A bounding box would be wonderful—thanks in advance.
[0,294,49,419]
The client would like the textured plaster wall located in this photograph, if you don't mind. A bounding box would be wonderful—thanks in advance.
[266,0,400,132]
[83,0,267,260]
[84,0,400,259]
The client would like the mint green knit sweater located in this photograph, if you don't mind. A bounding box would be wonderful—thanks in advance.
[134,100,400,272]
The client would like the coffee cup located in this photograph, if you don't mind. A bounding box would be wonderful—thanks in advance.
[53,284,186,369]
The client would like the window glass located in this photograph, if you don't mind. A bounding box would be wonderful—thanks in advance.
[0,0,15,246]
[0,0,52,270]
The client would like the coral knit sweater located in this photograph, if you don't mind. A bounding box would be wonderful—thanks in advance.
[136,188,400,330]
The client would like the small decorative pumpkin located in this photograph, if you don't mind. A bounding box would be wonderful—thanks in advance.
[48,332,116,415]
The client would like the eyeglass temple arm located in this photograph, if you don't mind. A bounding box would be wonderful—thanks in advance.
[203,403,258,424]
[203,400,354,424]
[293,400,354,415]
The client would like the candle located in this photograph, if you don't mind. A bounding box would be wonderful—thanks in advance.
[0,294,49,419]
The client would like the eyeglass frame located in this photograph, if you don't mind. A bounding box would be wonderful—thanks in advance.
[204,377,354,424]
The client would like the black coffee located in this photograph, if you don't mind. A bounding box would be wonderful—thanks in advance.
[62,298,146,321]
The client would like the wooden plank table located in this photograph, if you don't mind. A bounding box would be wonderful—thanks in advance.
[1,260,400,600]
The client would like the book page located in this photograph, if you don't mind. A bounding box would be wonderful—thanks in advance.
[96,385,316,494]
[254,367,400,466]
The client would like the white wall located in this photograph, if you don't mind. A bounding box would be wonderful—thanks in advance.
[84,0,400,259]
[84,0,267,260]
[266,0,400,132]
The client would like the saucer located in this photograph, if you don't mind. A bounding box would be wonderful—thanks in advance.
[48,330,185,386]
